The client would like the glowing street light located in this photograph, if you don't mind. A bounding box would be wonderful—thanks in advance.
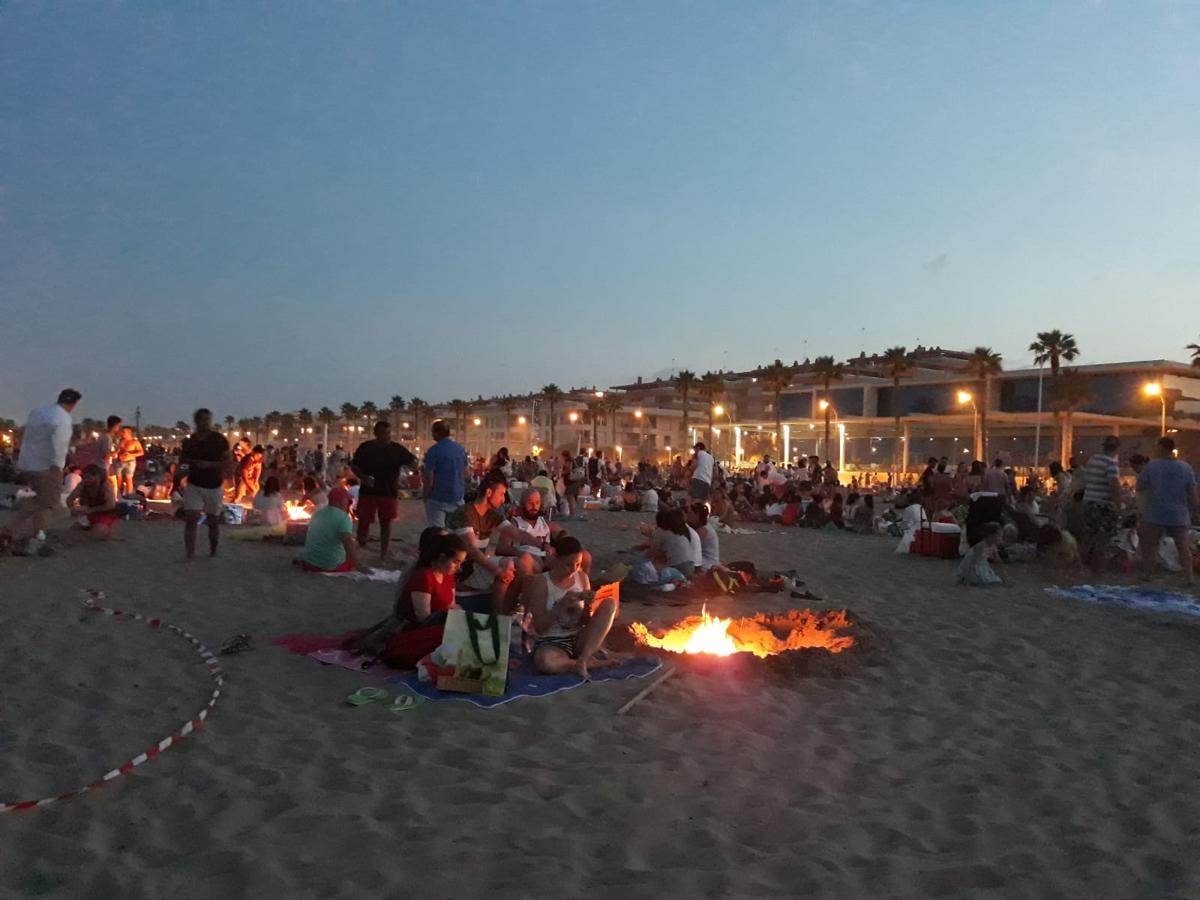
[517,415,527,425]
[957,390,979,458]
[568,412,579,423]
[473,417,482,426]
[713,404,724,416]
[818,399,830,412]
[1143,382,1166,435]
[633,410,643,419]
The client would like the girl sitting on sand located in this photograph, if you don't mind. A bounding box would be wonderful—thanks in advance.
[66,464,119,539]
[639,508,700,578]
[251,476,286,526]
[957,521,1004,586]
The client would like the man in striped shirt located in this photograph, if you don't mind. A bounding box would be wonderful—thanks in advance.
[1078,435,1122,572]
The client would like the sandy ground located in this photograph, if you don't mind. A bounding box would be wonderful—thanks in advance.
[2,501,1200,899]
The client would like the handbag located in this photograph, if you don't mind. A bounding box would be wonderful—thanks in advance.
[426,609,512,696]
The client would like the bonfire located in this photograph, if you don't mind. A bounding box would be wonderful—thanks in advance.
[284,501,311,522]
[630,606,856,659]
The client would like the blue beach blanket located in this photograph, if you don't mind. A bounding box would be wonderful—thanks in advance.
[1046,584,1200,619]
[385,654,663,708]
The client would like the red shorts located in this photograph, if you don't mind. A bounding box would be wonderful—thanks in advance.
[356,494,398,525]
[301,559,355,573]
[88,512,119,530]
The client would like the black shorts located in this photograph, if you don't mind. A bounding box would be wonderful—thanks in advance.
[534,634,578,659]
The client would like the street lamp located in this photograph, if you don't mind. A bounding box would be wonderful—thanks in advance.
[473,417,482,426]
[568,412,579,423]
[1143,382,1166,436]
[517,415,527,425]
[957,390,979,458]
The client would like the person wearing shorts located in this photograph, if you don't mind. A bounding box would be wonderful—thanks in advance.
[351,420,417,560]
[1137,436,1197,585]
[179,408,231,559]
[688,442,714,501]
[6,388,80,556]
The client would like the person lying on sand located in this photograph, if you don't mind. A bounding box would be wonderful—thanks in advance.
[298,487,370,573]
[65,464,119,540]
[521,536,619,679]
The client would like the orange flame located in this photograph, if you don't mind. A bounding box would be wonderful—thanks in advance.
[285,501,311,522]
[630,607,854,658]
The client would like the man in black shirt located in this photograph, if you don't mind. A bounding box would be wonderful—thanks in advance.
[351,420,417,560]
[178,408,232,559]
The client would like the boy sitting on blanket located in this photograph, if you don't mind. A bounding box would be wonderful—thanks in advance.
[445,471,517,599]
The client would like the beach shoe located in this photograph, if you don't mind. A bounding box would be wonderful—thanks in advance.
[220,634,255,655]
[386,694,419,713]
[345,686,388,706]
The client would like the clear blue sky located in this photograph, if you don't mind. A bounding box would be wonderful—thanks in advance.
[2,2,1197,425]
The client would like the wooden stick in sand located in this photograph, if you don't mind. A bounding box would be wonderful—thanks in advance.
[616,666,677,716]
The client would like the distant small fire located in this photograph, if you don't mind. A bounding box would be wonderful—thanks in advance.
[285,502,311,522]
[630,607,855,659]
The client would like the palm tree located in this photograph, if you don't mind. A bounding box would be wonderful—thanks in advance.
[601,396,623,452]
[279,413,296,439]
[880,346,914,478]
[584,398,607,452]
[541,384,564,451]
[237,417,254,440]
[447,399,472,439]
[297,407,313,429]
[264,410,282,439]
[408,398,430,442]
[224,415,236,434]
[175,419,191,435]
[696,371,725,452]
[496,396,517,450]
[1030,330,1080,463]
[360,401,379,426]
[966,347,1003,460]
[1187,338,1200,367]
[760,360,793,453]
[674,370,698,449]
[812,355,845,460]
[1029,330,1079,377]
[340,403,359,437]
[249,417,264,443]
[1049,367,1092,464]
[388,396,406,433]
[317,407,337,447]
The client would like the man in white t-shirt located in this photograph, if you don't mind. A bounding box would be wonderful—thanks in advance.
[689,442,715,501]
[7,388,81,554]
[498,487,591,576]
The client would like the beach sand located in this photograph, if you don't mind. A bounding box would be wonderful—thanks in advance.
[2,503,1200,898]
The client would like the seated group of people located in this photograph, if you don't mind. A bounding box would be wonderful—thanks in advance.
[298,470,622,679]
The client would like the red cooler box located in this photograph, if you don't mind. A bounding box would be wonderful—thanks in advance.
[911,522,961,559]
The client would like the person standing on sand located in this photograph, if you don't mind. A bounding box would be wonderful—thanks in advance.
[115,425,145,497]
[689,442,714,501]
[1079,435,1122,573]
[4,388,81,556]
[351,420,417,560]
[96,415,122,494]
[178,409,232,559]
[422,419,468,527]
[1136,437,1197,586]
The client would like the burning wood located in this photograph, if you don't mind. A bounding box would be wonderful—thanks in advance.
[285,501,311,522]
[630,607,855,659]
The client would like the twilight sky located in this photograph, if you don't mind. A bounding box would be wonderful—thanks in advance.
[2,2,1197,425]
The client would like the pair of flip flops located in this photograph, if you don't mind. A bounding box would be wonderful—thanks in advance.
[345,686,419,712]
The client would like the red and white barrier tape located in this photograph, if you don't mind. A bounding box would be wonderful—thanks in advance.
[0,590,224,813]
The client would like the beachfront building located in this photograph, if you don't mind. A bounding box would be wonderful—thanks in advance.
[611,351,1199,479]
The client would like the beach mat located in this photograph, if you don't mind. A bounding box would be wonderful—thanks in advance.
[384,654,662,708]
[1046,584,1200,618]
[275,637,663,707]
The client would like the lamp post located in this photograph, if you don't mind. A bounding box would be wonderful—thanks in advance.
[957,390,980,459]
[1143,382,1166,436]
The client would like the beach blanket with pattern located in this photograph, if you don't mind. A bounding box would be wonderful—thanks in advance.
[1046,584,1200,619]
[283,642,662,708]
